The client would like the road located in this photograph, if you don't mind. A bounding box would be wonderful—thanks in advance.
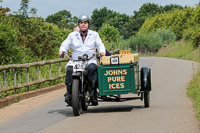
[0,57,199,133]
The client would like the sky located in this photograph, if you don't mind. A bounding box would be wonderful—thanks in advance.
[1,0,199,18]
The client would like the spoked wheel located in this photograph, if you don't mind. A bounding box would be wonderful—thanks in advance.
[72,79,82,116]
[144,91,150,108]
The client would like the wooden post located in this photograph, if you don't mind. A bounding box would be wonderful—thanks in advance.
[49,64,51,86]
[4,70,6,88]
[38,65,41,80]
[26,68,29,91]
[20,68,22,84]
[13,68,16,93]
[58,62,61,76]
[49,64,51,78]
[13,68,16,86]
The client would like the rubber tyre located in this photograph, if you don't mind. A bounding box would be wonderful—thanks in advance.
[144,91,150,108]
[140,67,151,92]
[72,79,82,116]
[82,98,88,111]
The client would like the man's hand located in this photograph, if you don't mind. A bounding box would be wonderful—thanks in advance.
[59,51,64,58]
[67,52,72,57]
[99,52,105,57]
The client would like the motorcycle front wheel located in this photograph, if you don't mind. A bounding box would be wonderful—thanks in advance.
[72,79,82,116]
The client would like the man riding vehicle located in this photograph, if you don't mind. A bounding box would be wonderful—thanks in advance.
[59,14,105,106]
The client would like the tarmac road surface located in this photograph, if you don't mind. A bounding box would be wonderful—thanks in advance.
[0,57,199,133]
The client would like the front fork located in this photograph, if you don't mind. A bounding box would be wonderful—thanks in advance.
[72,71,82,93]
[72,71,87,99]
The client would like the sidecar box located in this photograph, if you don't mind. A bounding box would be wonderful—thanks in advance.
[97,53,139,96]
[100,53,139,65]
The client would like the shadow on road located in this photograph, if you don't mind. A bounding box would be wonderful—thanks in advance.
[48,108,74,117]
[48,105,144,117]
[86,105,144,114]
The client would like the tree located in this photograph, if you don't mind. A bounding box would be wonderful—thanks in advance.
[133,3,161,19]
[18,0,29,18]
[0,7,25,64]
[91,7,130,38]
[104,13,129,35]
[18,0,38,18]
[46,10,75,29]
[121,3,185,39]
[121,17,145,39]
[98,24,120,49]
[72,16,78,25]
[162,4,184,12]
[91,7,114,30]
[29,7,38,17]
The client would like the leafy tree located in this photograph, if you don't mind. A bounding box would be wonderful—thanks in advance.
[15,17,71,60]
[91,7,114,30]
[0,6,72,64]
[162,4,184,12]
[98,24,120,49]
[154,29,176,44]
[129,29,176,51]
[72,16,78,25]
[121,17,145,39]
[129,32,162,51]
[91,7,129,38]
[0,7,25,65]
[139,6,195,39]
[18,0,38,18]
[133,3,184,19]
[120,3,184,39]
[46,10,75,29]
[104,13,129,35]
[18,0,29,18]
[133,3,161,19]
[29,7,38,17]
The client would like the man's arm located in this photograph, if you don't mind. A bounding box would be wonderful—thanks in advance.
[95,33,105,56]
[59,34,72,57]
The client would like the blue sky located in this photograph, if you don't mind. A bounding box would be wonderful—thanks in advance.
[1,0,199,18]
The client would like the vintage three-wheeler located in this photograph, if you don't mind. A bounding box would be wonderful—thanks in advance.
[64,51,151,116]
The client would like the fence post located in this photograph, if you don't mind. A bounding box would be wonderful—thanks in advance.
[49,64,51,78]
[58,62,61,76]
[38,65,41,80]
[13,68,16,94]
[4,70,6,88]
[49,64,51,85]
[26,68,29,91]
[20,68,22,84]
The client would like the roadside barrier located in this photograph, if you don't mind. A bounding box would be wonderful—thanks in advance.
[0,49,120,97]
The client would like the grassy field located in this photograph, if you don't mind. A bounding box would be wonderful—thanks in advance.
[157,40,200,120]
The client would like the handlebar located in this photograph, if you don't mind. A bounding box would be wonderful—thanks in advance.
[61,52,73,60]
[88,54,96,60]
[61,51,96,61]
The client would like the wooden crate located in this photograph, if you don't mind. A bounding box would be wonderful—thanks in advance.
[100,53,139,65]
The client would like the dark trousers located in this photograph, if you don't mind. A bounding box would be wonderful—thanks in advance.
[65,63,97,86]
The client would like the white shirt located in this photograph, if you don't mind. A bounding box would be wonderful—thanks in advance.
[59,30,106,67]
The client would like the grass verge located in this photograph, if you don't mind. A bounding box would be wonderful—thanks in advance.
[187,69,200,120]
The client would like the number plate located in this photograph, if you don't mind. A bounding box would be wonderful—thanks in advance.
[110,56,119,65]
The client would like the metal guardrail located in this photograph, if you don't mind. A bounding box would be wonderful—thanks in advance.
[0,49,120,95]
